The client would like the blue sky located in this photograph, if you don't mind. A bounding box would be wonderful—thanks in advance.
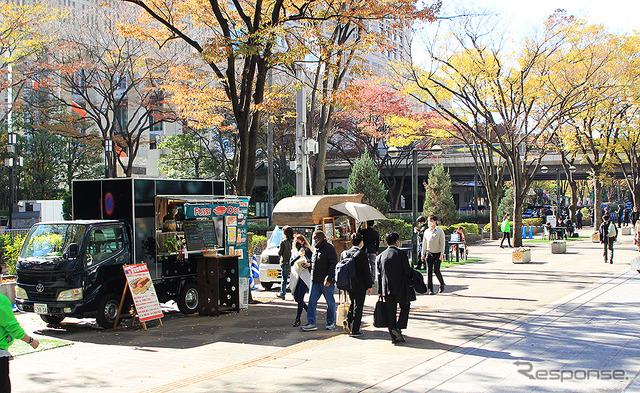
[438,0,640,35]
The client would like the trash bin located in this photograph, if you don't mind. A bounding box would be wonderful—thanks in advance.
[197,255,240,316]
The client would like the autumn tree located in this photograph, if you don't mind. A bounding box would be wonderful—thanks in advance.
[39,4,179,177]
[120,0,440,196]
[405,10,602,246]
[0,2,56,124]
[331,79,442,209]
[284,1,440,195]
[611,33,640,211]
[555,21,625,228]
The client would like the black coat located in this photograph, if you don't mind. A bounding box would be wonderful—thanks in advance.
[359,227,380,254]
[311,240,338,285]
[341,246,373,292]
[377,246,416,304]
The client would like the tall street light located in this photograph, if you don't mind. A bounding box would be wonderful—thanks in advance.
[5,132,23,229]
[389,144,444,266]
[104,139,113,178]
[541,165,559,215]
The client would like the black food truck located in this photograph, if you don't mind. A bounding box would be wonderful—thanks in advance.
[14,178,241,328]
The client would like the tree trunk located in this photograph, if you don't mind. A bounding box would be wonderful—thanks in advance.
[512,189,524,248]
[634,184,640,211]
[315,125,330,195]
[489,194,500,240]
[569,180,578,222]
[593,175,603,228]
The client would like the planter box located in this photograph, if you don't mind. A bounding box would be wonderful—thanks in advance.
[551,241,567,254]
[512,249,531,264]
[465,234,483,244]
[1,281,16,305]
[621,227,631,236]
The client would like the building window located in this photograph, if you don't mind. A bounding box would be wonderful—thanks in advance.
[115,99,128,135]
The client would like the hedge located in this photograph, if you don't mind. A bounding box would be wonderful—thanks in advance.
[482,217,545,233]
[441,222,480,235]
[375,219,413,243]
[248,234,267,257]
[248,224,275,237]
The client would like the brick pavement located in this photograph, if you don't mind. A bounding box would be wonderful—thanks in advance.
[9,230,640,392]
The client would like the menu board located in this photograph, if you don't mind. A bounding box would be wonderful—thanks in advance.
[123,264,163,322]
[183,220,217,250]
[323,217,335,240]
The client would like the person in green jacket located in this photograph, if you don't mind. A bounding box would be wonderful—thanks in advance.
[0,293,40,392]
[500,214,512,248]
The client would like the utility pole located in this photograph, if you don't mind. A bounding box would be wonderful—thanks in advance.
[295,65,307,196]
[267,69,274,224]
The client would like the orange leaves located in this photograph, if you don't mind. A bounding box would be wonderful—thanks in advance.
[336,78,444,146]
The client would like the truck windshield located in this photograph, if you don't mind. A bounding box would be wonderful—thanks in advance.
[19,224,86,261]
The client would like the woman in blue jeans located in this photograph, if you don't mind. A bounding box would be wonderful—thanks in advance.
[290,234,312,327]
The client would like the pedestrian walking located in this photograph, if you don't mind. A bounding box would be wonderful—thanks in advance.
[290,234,312,327]
[358,220,380,289]
[277,226,294,299]
[576,209,583,230]
[632,207,639,229]
[634,220,640,252]
[340,233,372,336]
[414,216,428,270]
[377,232,416,344]
[301,230,338,331]
[420,215,446,295]
[599,214,618,264]
[500,214,512,248]
[617,205,624,228]
[1,293,40,392]
[624,208,631,227]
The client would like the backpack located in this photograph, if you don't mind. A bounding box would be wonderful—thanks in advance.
[608,222,618,240]
[335,256,357,290]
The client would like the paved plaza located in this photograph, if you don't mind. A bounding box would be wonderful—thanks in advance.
[10,231,640,392]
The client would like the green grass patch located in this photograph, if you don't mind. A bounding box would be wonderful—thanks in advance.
[416,257,483,273]
[9,337,72,357]
[523,236,590,243]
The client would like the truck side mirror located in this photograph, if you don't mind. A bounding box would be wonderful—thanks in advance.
[67,243,79,259]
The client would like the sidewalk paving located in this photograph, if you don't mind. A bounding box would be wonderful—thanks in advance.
[9,230,640,392]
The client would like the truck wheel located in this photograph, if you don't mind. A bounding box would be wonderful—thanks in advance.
[261,282,273,290]
[96,293,122,329]
[177,283,199,314]
[40,315,65,325]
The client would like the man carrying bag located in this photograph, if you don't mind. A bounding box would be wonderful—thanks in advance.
[376,232,416,344]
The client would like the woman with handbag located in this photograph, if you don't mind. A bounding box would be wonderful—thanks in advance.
[290,234,312,327]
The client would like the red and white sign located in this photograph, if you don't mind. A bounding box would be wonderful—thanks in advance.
[123,264,163,322]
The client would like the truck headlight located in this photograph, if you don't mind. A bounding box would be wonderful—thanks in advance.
[57,288,83,301]
[260,254,269,264]
[15,286,28,300]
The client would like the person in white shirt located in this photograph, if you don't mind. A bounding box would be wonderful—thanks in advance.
[420,215,446,294]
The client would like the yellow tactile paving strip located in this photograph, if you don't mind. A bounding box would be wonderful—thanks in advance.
[138,334,345,393]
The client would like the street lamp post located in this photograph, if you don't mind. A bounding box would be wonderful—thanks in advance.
[104,139,113,178]
[5,132,23,229]
[390,144,443,266]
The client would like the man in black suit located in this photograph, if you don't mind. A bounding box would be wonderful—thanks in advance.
[340,233,372,336]
[377,232,416,344]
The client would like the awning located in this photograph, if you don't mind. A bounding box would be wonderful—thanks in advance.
[329,202,387,222]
